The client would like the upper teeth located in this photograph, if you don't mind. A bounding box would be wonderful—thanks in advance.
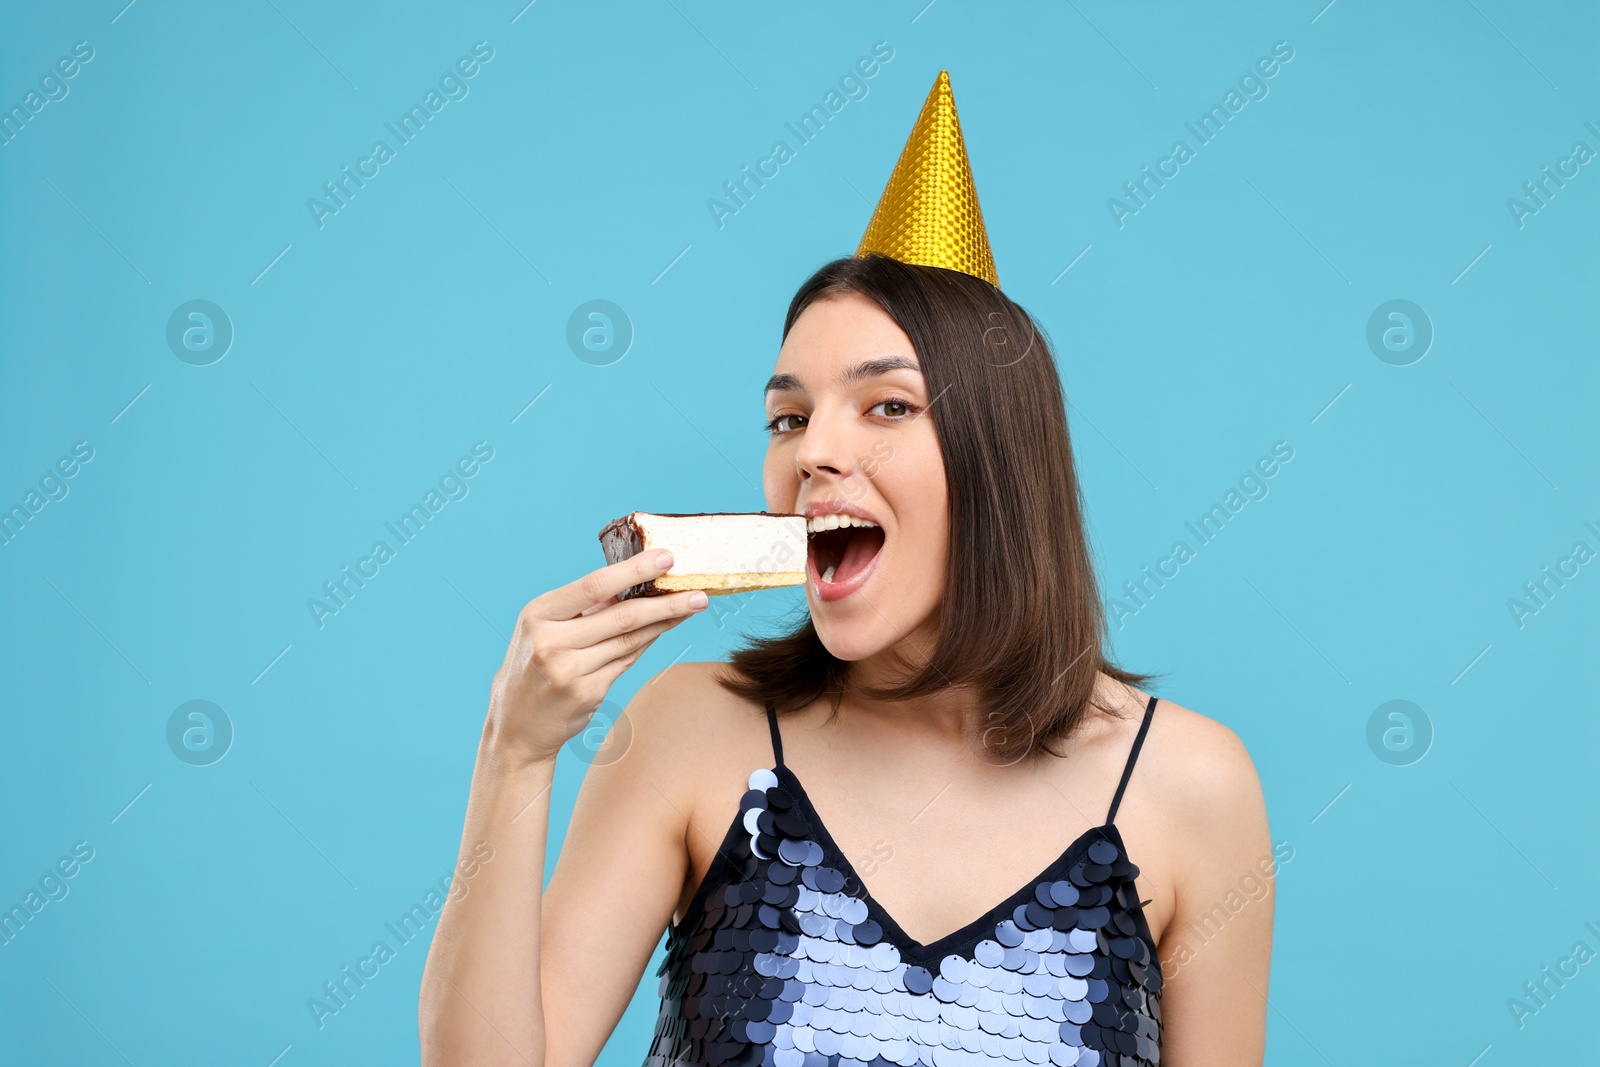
[806,514,879,533]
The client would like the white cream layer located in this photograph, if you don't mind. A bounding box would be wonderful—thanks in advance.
[638,513,808,577]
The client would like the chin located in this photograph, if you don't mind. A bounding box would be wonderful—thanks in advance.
[810,621,890,663]
[809,602,933,665]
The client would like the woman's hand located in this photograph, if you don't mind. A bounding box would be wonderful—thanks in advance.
[484,547,708,764]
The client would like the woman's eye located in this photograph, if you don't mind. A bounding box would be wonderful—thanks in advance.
[766,413,805,433]
[870,399,915,418]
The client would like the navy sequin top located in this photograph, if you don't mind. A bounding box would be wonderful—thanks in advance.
[645,695,1163,1067]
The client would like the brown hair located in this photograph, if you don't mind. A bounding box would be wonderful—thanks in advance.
[714,253,1161,762]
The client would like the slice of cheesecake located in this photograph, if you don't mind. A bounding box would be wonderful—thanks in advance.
[598,511,808,600]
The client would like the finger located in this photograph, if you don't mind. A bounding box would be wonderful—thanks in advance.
[587,624,675,689]
[566,601,700,677]
[578,594,618,618]
[536,549,674,621]
[564,587,706,649]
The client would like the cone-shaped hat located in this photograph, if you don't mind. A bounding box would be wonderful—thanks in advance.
[856,70,998,288]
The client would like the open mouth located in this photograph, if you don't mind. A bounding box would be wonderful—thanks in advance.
[808,522,886,589]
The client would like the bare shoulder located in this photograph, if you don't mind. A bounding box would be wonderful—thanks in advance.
[571,658,770,860]
[1119,691,1275,1061]
[1120,688,1271,902]
[1141,692,1261,808]
[610,660,778,918]
[1131,689,1264,831]
[619,659,768,754]
[610,659,773,811]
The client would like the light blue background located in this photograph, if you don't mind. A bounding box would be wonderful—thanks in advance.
[2,1,1596,1063]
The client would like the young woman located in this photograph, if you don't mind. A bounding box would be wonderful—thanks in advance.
[419,254,1274,1067]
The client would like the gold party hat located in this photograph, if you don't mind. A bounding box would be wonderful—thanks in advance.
[856,70,998,288]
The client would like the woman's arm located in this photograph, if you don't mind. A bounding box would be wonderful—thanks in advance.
[418,737,559,1066]
[536,661,717,1066]
[418,550,708,1067]
[1150,710,1276,1066]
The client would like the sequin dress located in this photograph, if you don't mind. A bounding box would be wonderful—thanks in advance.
[644,695,1163,1067]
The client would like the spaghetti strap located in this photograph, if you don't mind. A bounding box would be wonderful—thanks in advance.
[1106,694,1157,824]
[764,699,785,767]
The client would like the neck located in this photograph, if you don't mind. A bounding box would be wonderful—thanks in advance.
[839,622,985,742]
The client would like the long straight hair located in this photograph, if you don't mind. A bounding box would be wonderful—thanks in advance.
[714,253,1160,762]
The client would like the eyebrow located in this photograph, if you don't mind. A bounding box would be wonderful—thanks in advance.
[763,355,923,396]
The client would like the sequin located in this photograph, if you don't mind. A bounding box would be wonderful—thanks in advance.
[973,940,1004,968]
[1087,840,1119,866]
[648,698,1164,1067]
[903,966,935,996]
[1047,881,1079,908]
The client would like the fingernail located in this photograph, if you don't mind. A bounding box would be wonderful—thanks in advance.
[689,591,708,610]
[655,550,673,570]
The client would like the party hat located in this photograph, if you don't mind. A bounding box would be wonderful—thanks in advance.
[856,70,998,288]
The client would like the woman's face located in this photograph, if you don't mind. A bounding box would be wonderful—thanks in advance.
[762,291,949,663]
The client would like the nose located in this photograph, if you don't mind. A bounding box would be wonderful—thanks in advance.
[792,402,859,484]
